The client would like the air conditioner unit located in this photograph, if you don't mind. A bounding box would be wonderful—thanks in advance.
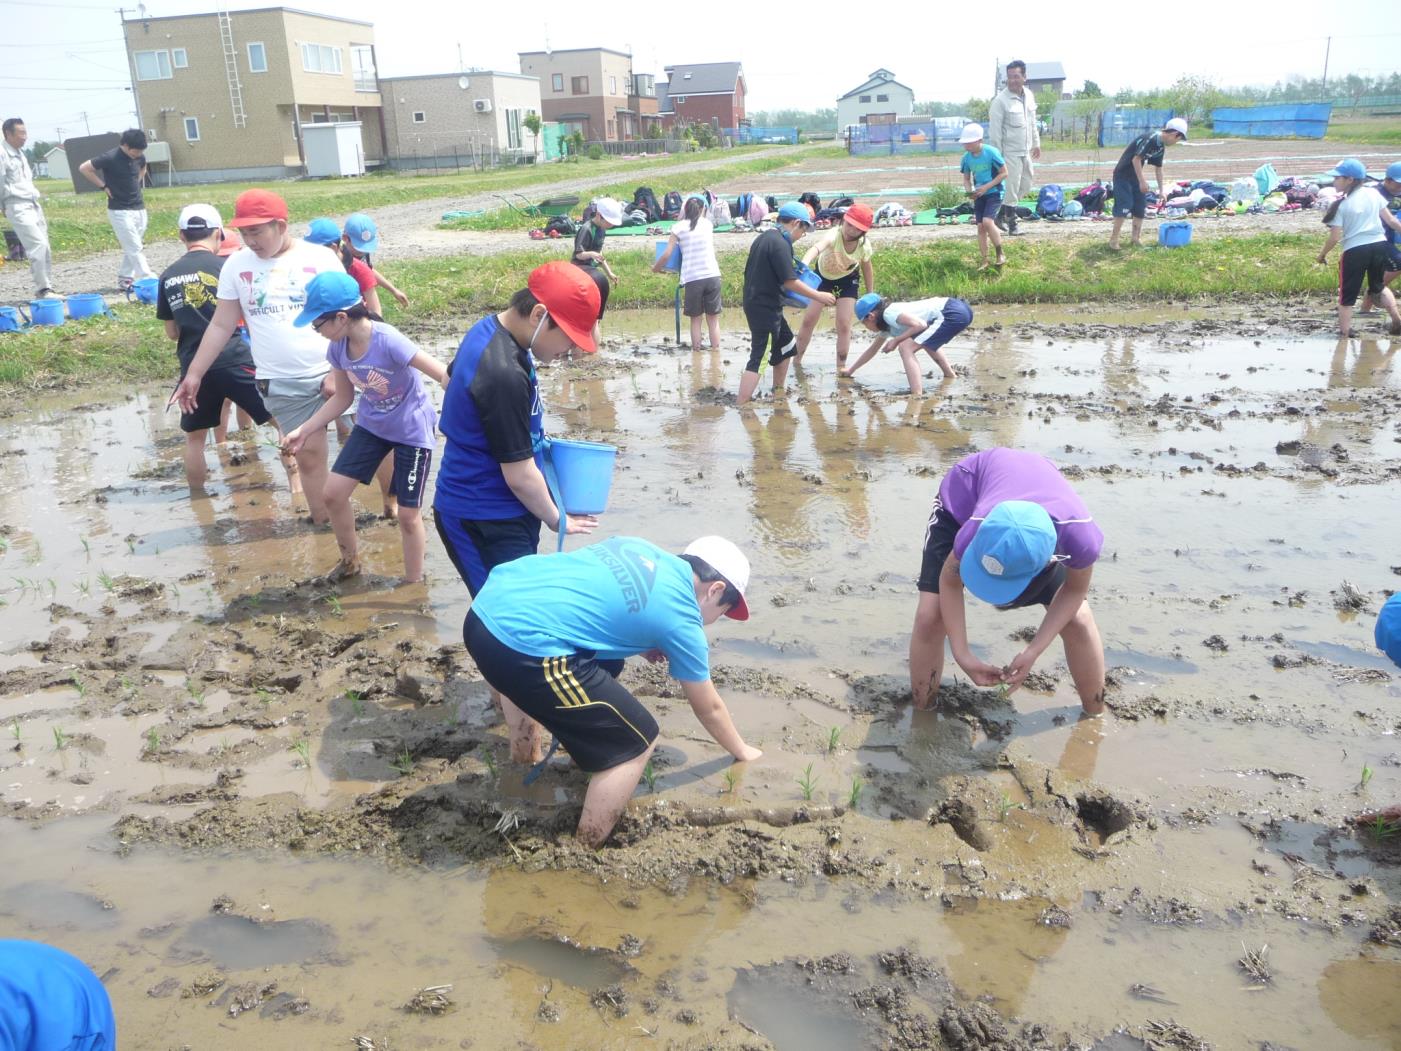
[473,99,492,113]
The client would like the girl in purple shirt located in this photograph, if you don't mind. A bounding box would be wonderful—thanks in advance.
[284,272,448,582]
[911,448,1106,715]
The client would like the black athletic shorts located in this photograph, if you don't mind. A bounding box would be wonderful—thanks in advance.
[464,609,656,772]
[743,305,796,372]
[573,261,610,318]
[917,501,1066,609]
[434,511,541,595]
[1338,241,1390,307]
[181,364,272,434]
[815,267,861,300]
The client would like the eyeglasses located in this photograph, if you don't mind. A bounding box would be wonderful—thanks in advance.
[311,316,332,333]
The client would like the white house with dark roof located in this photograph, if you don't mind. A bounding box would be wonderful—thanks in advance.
[836,69,915,131]
[657,61,744,130]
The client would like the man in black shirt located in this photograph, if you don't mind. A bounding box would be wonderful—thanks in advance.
[156,203,271,489]
[1109,117,1188,249]
[79,128,154,291]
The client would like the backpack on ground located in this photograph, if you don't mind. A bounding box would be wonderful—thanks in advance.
[798,191,822,215]
[747,193,768,226]
[544,215,578,236]
[631,186,663,221]
[1037,184,1065,218]
[827,196,855,210]
[710,198,732,225]
[662,191,683,220]
[1075,182,1107,213]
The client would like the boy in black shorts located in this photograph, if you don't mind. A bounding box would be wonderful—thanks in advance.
[738,202,835,404]
[465,534,763,847]
[156,204,271,489]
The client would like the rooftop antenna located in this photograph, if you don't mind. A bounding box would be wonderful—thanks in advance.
[544,25,551,57]
[457,42,464,73]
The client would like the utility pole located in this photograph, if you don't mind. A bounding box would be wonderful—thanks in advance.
[81,112,91,135]
[1321,36,1331,93]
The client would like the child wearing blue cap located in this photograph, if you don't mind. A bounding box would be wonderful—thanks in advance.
[0,939,116,1050]
[844,292,973,393]
[737,201,836,403]
[341,212,410,309]
[282,270,448,582]
[910,448,1106,714]
[1318,158,1401,336]
[307,217,382,314]
[1361,161,1401,316]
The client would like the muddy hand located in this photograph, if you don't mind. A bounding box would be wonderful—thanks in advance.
[281,427,306,457]
[1001,648,1039,690]
[958,656,1004,688]
[172,375,202,414]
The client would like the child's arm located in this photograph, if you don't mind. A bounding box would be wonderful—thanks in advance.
[894,312,931,342]
[963,169,973,194]
[363,284,383,316]
[1381,208,1401,235]
[409,350,449,388]
[843,335,888,376]
[782,277,835,306]
[1318,226,1343,262]
[282,370,355,455]
[163,320,179,341]
[801,230,834,268]
[860,258,875,295]
[372,269,409,308]
[979,165,1007,196]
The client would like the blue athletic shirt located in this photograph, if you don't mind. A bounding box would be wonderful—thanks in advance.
[435,314,543,521]
[473,536,712,682]
[960,144,1007,197]
[0,939,117,1051]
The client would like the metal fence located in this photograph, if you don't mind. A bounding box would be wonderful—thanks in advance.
[847,121,955,156]
[1211,103,1333,138]
[581,138,688,156]
[383,145,539,173]
[723,126,800,145]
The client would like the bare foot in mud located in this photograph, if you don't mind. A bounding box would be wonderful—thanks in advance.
[325,559,362,583]
[382,503,398,522]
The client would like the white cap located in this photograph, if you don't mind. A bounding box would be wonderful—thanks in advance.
[178,203,223,232]
[1164,117,1189,139]
[958,123,985,144]
[593,197,624,225]
[683,536,750,621]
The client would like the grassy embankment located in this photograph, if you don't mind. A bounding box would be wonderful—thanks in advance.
[0,230,1338,391]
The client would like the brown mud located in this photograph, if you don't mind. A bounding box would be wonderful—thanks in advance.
[2,305,1400,1048]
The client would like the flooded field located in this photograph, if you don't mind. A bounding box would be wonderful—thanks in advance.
[2,306,1400,1049]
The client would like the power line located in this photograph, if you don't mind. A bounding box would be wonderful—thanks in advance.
[0,0,115,8]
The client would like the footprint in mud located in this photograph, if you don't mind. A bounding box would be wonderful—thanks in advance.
[1,883,119,931]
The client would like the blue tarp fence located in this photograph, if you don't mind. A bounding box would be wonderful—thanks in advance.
[848,122,958,156]
[1097,108,1174,147]
[724,126,800,145]
[1210,103,1332,139]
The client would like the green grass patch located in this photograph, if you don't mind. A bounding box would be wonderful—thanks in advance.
[23,146,789,260]
[1326,119,1401,146]
[0,305,170,391]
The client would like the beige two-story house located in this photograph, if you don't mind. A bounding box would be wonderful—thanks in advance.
[123,6,383,183]
[517,47,641,142]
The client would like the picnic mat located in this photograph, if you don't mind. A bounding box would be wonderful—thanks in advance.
[604,222,737,237]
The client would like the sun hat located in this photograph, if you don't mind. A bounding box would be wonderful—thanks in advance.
[1386,162,1401,183]
[226,188,289,228]
[959,501,1057,606]
[305,217,341,246]
[959,123,985,144]
[854,292,883,321]
[844,202,874,232]
[343,213,379,253]
[777,201,814,227]
[683,536,751,621]
[293,270,363,328]
[1164,117,1190,139]
[592,197,624,225]
[1377,593,1401,668]
[177,203,222,233]
[526,260,601,353]
[1330,158,1367,181]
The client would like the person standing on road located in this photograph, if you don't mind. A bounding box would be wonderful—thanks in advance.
[1108,118,1188,250]
[78,128,154,291]
[1,118,57,298]
[1317,157,1401,337]
[987,60,1041,236]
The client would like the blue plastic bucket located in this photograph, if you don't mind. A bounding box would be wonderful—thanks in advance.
[548,438,617,515]
[29,298,64,326]
[130,277,160,304]
[0,306,21,333]
[1158,221,1192,248]
[782,263,822,308]
[66,293,108,319]
[654,240,682,273]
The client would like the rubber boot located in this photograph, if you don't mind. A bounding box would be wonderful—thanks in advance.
[993,206,1009,233]
[1006,206,1020,235]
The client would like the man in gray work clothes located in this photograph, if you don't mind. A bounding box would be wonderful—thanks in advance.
[987,60,1041,236]
[1,118,57,298]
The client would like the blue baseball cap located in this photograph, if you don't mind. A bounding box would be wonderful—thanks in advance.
[305,217,341,246]
[343,212,379,253]
[1377,593,1401,668]
[960,501,1057,606]
[1329,158,1367,180]
[854,292,883,321]
[294,270,362,328]
[777,201,814,227]
[1386,162,1401,183]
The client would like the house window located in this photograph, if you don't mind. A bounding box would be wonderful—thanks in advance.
[876,93,888,102]
[506,108,521,149]
[171,48,188,69]
[571,75,588,95]
[610,75,617,95]
[134,50,172,81]
[247,41,267,73]
[673,95,686,104]
[183,116,200,141]
[300,42,343,75]
[552,73,563,92]
[350,45,376,91]
[412,111,426,124]
[859,94,871,103]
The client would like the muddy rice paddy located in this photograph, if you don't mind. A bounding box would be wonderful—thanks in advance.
[2,302,1400,1049]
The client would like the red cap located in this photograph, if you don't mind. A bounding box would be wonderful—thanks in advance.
[844,203,874,232]
[526,261,601,353]
[227,188,289,228]
[217,229,243,257]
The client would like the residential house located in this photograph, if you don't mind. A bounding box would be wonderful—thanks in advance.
[122,6,383,184]
[997,61,1067,100]
[380,71,543,167]
[836,69,915,132]
[517,47,640,141]
[43,145,71,182]
[658,62,744,132]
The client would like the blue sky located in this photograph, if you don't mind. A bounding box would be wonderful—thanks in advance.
[2,0,1398,141]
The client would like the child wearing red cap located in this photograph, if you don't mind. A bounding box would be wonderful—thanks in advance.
[793,202,876,373]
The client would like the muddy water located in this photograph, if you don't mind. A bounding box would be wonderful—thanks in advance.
[2,311,1400,1048]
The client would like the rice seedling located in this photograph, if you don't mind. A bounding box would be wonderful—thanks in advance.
[26,538,43,565]
[347,690,365,717]
[721,768,739,795]
[185,678,205,706]
[796,763,818,802]
[256,688,273,706]
[826,726,842,754]
[290,739,311,767]
[74,578,91,599]
[79,536,90,558]
[1237,942,1273,987]
[1360,763,1374,789]
[0,536,8,554]
[71,673,85,697]
[998,792,1025,822]
[120,675,135,692]
[10,719,22,742]
[481,749,498,780]
[1368,815,1400,844]
[97,569,116,593]
[641,761,659,793]
[52,727,69,750]
[324,594,344,618]
[144,726,161,753]
[392,748,415,776]
[848,777,865,809]
[125,537,137,555]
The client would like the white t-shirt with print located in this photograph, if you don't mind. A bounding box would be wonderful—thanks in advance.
[883,297,949,338]
[216,239,343,379]
[672,216,721,284]
[1328,188,1386,254]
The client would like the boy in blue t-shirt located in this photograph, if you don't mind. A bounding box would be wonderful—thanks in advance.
[959,123,1007,271]
[465,534,764,847]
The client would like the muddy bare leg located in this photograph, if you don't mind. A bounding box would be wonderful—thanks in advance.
[1060,601,1105,715]
[398,506,425,582]
[501,694,544,764]
[706,313,721,349]
[577,741,657,848]
[295,426,331,524]
[184,431,209,489]
[323,471,361,573]
[910,591,946,709]
[794,301,822,363]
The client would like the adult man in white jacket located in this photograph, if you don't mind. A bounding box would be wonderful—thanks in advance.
[1,118,57,298]
[988,60,1041,236]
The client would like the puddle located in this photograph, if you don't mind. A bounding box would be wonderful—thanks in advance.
[170,913,337,970]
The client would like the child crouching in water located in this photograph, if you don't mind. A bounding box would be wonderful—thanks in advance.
[843,292,973,395]
[282,271,448,582]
